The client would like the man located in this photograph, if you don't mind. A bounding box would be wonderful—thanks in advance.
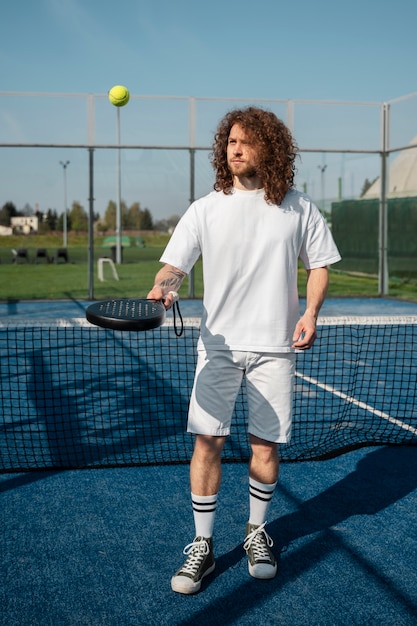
[148,107,341,595]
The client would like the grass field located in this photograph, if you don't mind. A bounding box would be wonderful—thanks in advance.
[1,233,416,302]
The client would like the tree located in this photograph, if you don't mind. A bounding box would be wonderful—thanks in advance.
[69,201,88,232]
[104,200,117,230]
[21,203,34,216]
[57,211,71,233]
[140,208,153,230]
[45,209,58,231]
[35,208,44,224]
[126,202,143,229]
[103,200,129,230]
[154,214,180,232]
[0,202,17,226]
[166,214,180,229]
[124,202,154,230]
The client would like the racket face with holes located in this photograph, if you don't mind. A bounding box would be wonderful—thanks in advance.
[86,299,166,331]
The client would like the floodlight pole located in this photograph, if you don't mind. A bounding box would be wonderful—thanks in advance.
[87,94,95,300]
[116,108,122,264]
[318,163,327,214]
[59,160,70,248]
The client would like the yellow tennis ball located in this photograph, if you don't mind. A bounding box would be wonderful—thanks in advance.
[108,85,130,107]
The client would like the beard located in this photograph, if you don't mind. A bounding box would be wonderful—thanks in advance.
[228,161,258,179]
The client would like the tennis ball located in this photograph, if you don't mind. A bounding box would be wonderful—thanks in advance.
[108,85,130,107]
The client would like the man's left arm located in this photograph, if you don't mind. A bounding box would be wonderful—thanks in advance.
[292,266,329,350]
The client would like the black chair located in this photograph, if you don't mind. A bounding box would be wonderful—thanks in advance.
[53,248,69,264]
[34,248,50,264]
[12,248,29,264]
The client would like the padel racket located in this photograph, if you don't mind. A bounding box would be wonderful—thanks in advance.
[86,292,183,335]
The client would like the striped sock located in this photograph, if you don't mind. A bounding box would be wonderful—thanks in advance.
[192,493,218,538]
[248,477,277,526]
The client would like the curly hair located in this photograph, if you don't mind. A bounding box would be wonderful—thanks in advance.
[210,107,298,206]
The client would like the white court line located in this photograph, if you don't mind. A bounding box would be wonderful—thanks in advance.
[295,371,417,436]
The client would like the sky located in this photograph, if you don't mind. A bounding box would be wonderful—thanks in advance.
[1,0,417,220]
[2,0,417,101]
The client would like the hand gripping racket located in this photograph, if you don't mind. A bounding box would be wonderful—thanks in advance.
[86,292,183,335]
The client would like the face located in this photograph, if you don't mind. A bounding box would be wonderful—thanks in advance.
[227,123,260,180]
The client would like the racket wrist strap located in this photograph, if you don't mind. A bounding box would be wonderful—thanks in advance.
[173,301,184,337]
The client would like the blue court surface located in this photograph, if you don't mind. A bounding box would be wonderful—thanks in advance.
[2,446,417,626]
[1,298,417,625]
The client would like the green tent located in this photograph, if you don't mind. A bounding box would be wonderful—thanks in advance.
[102,236,131,248]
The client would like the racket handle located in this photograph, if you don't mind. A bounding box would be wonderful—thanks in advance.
[167,291,179,302]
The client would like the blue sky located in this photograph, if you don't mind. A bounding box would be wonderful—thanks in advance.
[2,0,417,101]
[1,0,417,219]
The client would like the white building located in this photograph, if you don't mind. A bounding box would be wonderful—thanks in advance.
[364,134,417,199]
[10,216,39,234]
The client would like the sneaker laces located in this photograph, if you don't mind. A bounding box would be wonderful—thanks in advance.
[243,523,274,560]
[179,538,210,575]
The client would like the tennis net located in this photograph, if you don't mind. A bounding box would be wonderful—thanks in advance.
[1,316,416,471]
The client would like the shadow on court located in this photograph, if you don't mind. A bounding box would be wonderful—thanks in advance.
[2,446,417,626]
[24,339,193,468]
[175,446,417,626]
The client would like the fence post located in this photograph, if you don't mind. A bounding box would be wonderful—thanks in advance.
[188,97,197,299]
[88,147,95,300]
[188,147,196,298]
[378,102,389,296]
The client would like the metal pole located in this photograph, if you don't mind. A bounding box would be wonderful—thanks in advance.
[286,99,294,132]
[59,160,70,248]
[318,163,327,213]
[116,107,122,264]
[378,103,389,296]
[188,99,197,299]
[188,148,196,298]
[88,148,95,300]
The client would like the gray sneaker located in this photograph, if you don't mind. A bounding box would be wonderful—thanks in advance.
[171,536,215,594]
[243,522,277,579]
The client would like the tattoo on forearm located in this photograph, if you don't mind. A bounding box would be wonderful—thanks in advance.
[159,270,185,291]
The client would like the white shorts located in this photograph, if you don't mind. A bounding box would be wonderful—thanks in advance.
[187,349,295,444]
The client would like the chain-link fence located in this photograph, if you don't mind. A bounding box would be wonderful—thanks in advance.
[1,91,416,296]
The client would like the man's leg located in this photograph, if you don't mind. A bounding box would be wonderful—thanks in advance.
[172,348,242,594]
[190,434,225,538]
[171,435,225,595]
[244,434,279,579]
[190,434,226,495]
[249,434,279,485]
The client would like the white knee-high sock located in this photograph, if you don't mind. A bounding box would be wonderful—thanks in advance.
[248,477,277,526]
[192,493,218,538]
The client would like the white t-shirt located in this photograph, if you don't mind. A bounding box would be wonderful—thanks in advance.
[160,187,341,352]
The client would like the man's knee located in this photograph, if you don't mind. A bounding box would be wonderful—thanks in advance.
[250,434,279,463]
[194,434,226,461]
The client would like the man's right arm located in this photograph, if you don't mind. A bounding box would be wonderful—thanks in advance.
[147,264,187,308]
